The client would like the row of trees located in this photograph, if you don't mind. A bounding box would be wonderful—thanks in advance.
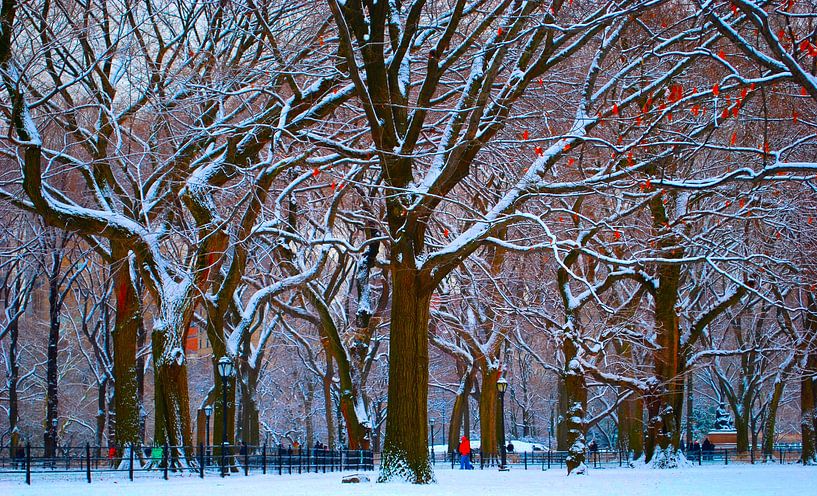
[0,0,815,483]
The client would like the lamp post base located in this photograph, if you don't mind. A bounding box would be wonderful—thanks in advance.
[498,465,510,472]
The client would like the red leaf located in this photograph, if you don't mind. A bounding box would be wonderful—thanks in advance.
[534,146,544,156]
[522,130,529,140]
[712,83,720,97]
[497,27,503,36]
[312,168,320,177]
[612,103,619,115]
[730,131,738,146]
[793,110,799,123]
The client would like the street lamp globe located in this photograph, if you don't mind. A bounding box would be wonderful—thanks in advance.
[204,405,212,418]
[218,356,236,378]
[496,377,508,393]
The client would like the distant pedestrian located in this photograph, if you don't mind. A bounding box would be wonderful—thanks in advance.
[108,446,117,468]
[458,436,473,470]
[702,438,715,460]
[588,440,598,453]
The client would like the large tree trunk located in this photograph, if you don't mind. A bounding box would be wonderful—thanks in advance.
[378,268,432,483]
[152,328,193,464]
[111,244,142,447]
[646,243,684,466]
[478,365,500,460]
[562,335,587,475]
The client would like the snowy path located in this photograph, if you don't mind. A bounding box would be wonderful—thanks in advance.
[2,464,813,496]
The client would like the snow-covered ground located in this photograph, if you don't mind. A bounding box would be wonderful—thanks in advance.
[2,464,814,496]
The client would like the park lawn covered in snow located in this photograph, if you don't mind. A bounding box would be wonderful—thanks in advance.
[2,464,813,496]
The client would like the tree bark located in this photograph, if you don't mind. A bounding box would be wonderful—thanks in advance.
[563,335,587,474]
[111,243,141,447]
[323,355,335,449]
[7,288,20,459]
[478,365,500,458]
[618,392,644,460]
[378,267,432,483]
[151,329,193,464]
[447,366,475,453]
[44,252,62,459]
[801,353,817,464]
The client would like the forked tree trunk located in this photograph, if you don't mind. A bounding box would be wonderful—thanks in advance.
[378,267,432,483]
[111,244,141,447]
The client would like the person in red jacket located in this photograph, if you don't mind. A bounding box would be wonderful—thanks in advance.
[458,436,472,469]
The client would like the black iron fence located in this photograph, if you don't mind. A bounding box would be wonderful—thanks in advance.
[430,445,805,470]
[0,443,374,484]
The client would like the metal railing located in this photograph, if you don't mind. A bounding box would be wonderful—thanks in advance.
[0,443,374,484]
[432,446,806,470]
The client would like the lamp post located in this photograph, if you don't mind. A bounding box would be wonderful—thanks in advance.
[217,356,236,477]
[496,377,509,471]
[204,405,212,466]
[430,418,436,464]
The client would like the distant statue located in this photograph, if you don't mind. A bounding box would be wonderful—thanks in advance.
[713,403,734,430]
